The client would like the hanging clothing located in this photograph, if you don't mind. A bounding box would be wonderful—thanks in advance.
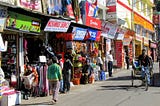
[39,64,49,96]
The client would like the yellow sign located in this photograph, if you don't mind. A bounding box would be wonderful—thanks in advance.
[134,13,154,32]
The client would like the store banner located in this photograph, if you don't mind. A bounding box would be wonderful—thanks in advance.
[101,21,118,39]
[6,11,41,33]
[17,0,42,12]
[88,28,98,41]
[73,27,87,41]
[134,13,154,32]
[44,19,71,32]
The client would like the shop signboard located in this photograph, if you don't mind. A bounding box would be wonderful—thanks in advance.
[73,27,87,41]
[88,29,98,41]
[17,0,42,13]
[85,15,101,30]
[6,11,41,33]
[44,19,71,32]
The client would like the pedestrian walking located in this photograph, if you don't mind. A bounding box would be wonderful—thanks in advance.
[62,54,73,93]
[107,50,113,77]
[125,50,130,69]
[47,56,62,104]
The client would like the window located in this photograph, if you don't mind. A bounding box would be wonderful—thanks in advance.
[142,29,147,37]
[135,24,141,35]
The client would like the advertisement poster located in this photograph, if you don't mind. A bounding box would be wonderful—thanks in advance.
[6,11,41,33]
[17,0,42,12]
[0,7,7,32]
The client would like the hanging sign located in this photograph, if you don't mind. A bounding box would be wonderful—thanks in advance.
[86,16,101,29]
[6,11,41,33]
[44,19,71,32]
[73,27,87,41]
[101,21,118,39]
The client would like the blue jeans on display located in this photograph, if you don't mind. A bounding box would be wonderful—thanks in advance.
[141,66,150,84]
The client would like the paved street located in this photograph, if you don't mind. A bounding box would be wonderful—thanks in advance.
[19,62,160,106]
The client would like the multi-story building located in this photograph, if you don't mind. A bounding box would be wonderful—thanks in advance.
[105,0,156,68]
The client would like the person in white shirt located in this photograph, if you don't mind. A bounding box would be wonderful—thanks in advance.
[97,54,103,71]
[107,50,113,77]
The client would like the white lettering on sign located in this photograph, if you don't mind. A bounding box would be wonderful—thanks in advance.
[44,19,71,32]
[89,31,96,38]
[90,19,98,26]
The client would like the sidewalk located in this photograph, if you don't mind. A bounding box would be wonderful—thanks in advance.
[19,67,127,105]
[19,62,160,105]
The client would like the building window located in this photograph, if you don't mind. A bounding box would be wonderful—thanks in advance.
[142,29,147,37]
[135,24,141,35]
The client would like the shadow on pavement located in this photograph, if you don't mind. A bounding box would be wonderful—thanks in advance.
[97,84,143,91]
[17,101,55,106]
[107,76,131,81]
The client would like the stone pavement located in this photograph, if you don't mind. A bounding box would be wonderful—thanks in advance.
[19,62,160,106]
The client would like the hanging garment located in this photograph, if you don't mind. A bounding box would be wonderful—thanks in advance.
[39,65,49,96]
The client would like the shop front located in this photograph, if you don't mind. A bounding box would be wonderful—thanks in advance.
[1,9,42,90]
